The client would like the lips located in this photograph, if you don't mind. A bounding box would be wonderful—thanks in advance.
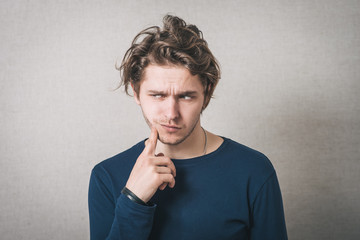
[160,124,181,132]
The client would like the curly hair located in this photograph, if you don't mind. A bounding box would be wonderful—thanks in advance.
[117,15,221,109]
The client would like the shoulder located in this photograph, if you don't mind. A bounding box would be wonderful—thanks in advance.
[222,138,273,166]
[220,137,275,178]
[92,140,145,177]
[219,137,278,201]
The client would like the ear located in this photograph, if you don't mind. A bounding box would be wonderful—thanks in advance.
[131,83,141,105]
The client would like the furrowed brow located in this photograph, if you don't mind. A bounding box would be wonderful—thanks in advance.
[178,91,198,96]
[147,90,199,96]
[147,90,166,94]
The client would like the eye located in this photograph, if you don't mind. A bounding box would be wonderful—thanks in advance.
[151,94,164,99]
[180,95,193,100]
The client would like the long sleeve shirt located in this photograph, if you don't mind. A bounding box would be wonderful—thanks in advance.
[88,137,287,239]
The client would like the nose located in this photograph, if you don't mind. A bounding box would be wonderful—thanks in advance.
[164,97,179,120]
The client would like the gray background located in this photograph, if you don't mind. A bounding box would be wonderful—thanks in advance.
[1,0,359,239]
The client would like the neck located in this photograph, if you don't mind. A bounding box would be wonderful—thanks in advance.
[155,122,206,159]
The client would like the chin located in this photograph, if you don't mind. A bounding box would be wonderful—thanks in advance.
[158,133,186,146]
[158,135,178,145]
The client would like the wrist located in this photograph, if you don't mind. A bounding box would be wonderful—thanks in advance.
[121,187,149,206]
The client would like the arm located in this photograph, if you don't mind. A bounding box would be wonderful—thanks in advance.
[249,171,288,240]
[88,169,156,240]
[88,127,176,239]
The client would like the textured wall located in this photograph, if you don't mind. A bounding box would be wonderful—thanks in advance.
[1,0,359,239]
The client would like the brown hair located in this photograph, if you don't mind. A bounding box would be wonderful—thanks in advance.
[117,14,220,109]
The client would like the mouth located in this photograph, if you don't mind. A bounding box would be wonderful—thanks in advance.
[160,124,181,133]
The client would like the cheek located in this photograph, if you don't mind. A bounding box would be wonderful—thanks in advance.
[141,102,160,119]
[180,104,203,119]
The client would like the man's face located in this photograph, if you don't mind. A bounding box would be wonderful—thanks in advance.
[134,64,205,145]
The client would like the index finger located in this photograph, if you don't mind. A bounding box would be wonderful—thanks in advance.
[144,127,158,155]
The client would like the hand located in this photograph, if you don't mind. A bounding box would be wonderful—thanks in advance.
[125,127,176,203]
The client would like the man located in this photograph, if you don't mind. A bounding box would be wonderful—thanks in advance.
[88,15,287,240]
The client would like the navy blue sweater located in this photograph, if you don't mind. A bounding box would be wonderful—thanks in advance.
[88,137,287,239]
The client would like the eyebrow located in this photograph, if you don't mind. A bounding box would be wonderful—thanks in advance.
[147,90,199,96]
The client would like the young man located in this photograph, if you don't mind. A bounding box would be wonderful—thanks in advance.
[88,15,287,240]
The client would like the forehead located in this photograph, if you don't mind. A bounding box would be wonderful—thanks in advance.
[140,64,203,91]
